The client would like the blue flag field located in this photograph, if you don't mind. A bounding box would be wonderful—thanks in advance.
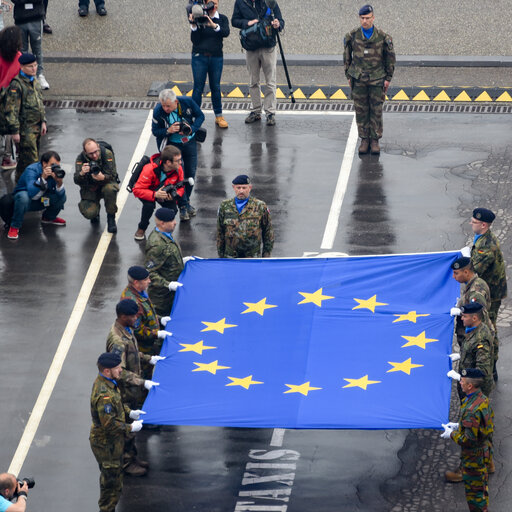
[142,252,460,429]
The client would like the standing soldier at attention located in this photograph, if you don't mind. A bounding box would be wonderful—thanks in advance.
[217,174,274,258]
[344,5,395,155]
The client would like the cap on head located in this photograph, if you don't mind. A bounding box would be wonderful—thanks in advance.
[98,352,121,368]
[128,265,149,280]
[232,175,251,185]
[461,368,485,379]
[451,256,471,270]
[472,208,495,223]
[116,298,139,316]
[19,52,36,65]
[155,207,176,222]
[461,302,483,314]
[359,4,373,15]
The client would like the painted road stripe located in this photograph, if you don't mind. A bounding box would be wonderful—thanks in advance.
[8,110,154,476]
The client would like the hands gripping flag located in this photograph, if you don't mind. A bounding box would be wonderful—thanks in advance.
[142,252,460,429]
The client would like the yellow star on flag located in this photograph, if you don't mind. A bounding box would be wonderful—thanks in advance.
[387,358,424,375]
[241,298,277,316]
[179,340,216,355]
[401,331,438,349]
[393,311,430,323]
[342,375,381,390]
[298,288,334,307]
[226,375,264,389]
[352,294,388,313]
[284,381,322,396]
[192,360,231,374]
[201,318,237,334]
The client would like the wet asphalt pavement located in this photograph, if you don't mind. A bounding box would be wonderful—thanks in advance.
[1,109,512,512]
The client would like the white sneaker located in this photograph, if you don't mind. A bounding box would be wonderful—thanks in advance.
[38,74,50,90]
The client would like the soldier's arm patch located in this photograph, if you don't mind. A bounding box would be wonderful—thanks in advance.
[104,403,113,414]
[146,260,156,270]
[112,346,123,357]
[477,344,484,349]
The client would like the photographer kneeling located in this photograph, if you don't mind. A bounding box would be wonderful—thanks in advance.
[74,138,120,234]
[132,145,187,241]
[0,473,30,511]
[7,150,66,240]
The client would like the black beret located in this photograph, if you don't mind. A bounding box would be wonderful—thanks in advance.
[461,368,485,379]
[472,208,495,223]
[359,4,373,15]
[19,52,37,65]
[98,352,121,368]
[128,265,149,280]
[461,302,483,314]
[232,175,251,185]
[116,298,139,316]
[155,207,176,222]
[451,257,471,270]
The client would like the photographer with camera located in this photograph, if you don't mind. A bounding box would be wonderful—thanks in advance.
[152,88,204,221]
[7,150,66,239]
[0,474,31,511]
[74,138,119,233]
[132,145,186,241]
[187,0,230,129]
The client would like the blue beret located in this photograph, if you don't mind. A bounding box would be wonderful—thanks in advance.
[116,298,139,316]
[19,52,36,65]
[128,265,149,280]
[359,4,373,15]
[473,208,495,223]
[461,302,483,314]
[155,207,176,222]
[461,368,485,379]
[232,175,251,185]
[98,352,121,368]
[451,257,471,270]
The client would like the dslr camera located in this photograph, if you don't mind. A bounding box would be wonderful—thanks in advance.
[161,177,194,200]
[13,477,35,498]
[179,122,192,136]
[89,161,102,176]
[187,0,215,27]
[51,164,65,179]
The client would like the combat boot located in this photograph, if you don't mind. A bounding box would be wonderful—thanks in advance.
[370,139,380,154]
[107,214,117,233]
[444,468,463,482]
[124,462,147,477]
[358,139,369,154]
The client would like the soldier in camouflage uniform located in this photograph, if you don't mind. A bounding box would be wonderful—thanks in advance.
[442,368,494,512]
[3,52,47,181]
[217,174,274,258]
[74,138,119,233]
[90,352,144,512]
[145,208,185,317]
[343,5,395,155]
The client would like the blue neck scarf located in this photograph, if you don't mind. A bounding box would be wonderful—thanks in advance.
[362,26,374,39]
[465,326,477,334]
[235,197,249,213]
[473,233,483,244]
[156,226,174,241]
[100,372,118,387]
[20,70,35,82]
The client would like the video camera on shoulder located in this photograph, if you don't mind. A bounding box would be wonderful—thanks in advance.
[187,0,215,27]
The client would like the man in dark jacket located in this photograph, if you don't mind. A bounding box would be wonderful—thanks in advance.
[152,89,204,221]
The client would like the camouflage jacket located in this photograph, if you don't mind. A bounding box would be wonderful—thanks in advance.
[106,320,151,393]
[120,284,161,354]
[74,147,119,195]
[460,322,494,396]
[343,26,395,82]
[4,73,46,134]
[451,389,494,455]
[90,374,131,442]
[471,230,507,301]
[217,196,274,258]
[145,229,184,314]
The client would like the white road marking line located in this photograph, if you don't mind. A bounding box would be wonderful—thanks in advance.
[270,428,285,447]
[320,115,358,250]
[8,110,154,475]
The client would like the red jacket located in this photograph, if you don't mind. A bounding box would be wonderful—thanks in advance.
[132,153,185,202]
[0,51,21,89]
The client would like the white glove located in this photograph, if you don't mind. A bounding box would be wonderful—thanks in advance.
[130,419,144,432]
[160,316,171,327]
[460,246,471,258]
[183,256,195,264]
[446,422,459,430]
[157,330,172,339]
[144,380,160,390]
[168,281,183,292]
[440,423,455,439]
[150,355,166,365]
[187,177,195,186]
[448,353,461,362]
[129,409,146,420]
[447,369,461,381]
[450,307,461,317]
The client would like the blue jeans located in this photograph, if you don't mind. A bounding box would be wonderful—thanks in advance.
[78,0,105,10]
[11,190,66,228]
[168,140,197,206]
[191,53,224,116]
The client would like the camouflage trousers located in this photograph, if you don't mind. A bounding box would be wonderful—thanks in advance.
[489,300,501,328]
[351,78,385,140]
[462,448,489,511]
[78,183,119,219]
[15,126,41,182]
[90,435,124,512]
[121,385,147,466]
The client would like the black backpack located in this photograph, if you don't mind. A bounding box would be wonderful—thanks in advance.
[126,155,151,192]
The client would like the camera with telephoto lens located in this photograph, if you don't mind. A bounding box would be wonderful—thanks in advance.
[13,477,35,498]
[162,183,181,200]
[188,1,215,26]
[89,162,102,175]
[51,164,65,179]
[179,122,192,136]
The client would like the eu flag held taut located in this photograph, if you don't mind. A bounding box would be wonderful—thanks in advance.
[142,252,460,429]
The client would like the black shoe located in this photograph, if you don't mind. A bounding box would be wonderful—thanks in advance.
[245,111,261,124]
[266,114,276,126]
[43,23,53,34]
[90,214,100,225]
[107,214,117,233]
[97,6,107,15]
[78,7,88,16]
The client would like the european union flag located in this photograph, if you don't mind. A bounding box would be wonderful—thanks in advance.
[143,252,460,429]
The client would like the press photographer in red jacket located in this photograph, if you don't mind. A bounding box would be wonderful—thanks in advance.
[132,145,186,241]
